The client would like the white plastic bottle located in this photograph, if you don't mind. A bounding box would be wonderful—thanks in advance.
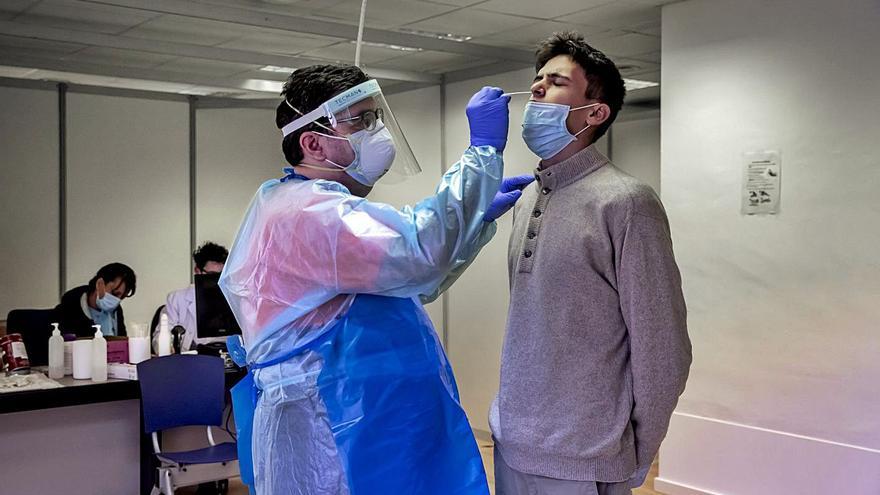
[64,338,74,375]
[48,323,64,379]
[157,313,172,357]
[91,324,108,383]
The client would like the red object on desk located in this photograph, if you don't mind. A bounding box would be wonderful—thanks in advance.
[107,338,129,364]
[0,333,31,374]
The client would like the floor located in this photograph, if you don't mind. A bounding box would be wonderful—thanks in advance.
[201,439,664,495]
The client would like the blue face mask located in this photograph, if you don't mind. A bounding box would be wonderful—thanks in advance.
[97,292,121,313]
[521,101,600,159]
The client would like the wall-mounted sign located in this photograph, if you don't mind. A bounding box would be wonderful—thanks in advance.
[742,150,781,215]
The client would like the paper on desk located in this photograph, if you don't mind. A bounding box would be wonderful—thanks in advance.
[0,372,64,393]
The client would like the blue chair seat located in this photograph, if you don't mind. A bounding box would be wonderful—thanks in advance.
[157,442,238,466]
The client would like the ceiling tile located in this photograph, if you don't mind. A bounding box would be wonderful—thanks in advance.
[477,0,610,19]
[469,36,535,51]
[153,57,261,77]
[122,14,255,46]
[65,47,177,69]
[0,34,86,55]
[634,70,660,82]
[17,0,159,34]
[420,0,487,5]
[403,8,535,39]
[234,69,291,82]
[185,0,349,17]
[627,70,659,83]
[630,0,679,6]
[425,57,494,74]
[629,20,661,36]
[368,49,482,73]
[309,0,459,29]
[473,20,615,50]
[589,32,660,58]
[562,0,661,30]
[0,0,40,16]
[629,50,660,64]
[298,41,411,64]
[216,29,342,55]
[611,57,659,76]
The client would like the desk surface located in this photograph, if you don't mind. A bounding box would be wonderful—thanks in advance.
[0,371,139,414]
[0,366,245,415]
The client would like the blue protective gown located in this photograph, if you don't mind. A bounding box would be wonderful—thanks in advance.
[221,145,502,494]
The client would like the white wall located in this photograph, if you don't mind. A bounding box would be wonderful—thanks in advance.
[659,0,880,493]
[612,113,660,193]
[67,93,190,327]
[0,87,59,318]
[195,107,280,250]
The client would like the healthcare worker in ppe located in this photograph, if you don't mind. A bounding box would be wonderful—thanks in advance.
[220,64,532,495]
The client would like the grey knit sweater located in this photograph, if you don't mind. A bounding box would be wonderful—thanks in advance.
[489,145,692,482]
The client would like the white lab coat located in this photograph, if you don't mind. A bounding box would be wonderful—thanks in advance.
[152,285,224,353]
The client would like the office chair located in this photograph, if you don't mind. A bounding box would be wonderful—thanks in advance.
[137,355,239,495]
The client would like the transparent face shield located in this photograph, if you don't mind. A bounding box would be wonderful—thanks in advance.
[281,79,422,184]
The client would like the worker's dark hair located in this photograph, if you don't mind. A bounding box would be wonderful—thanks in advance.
[88,262,137,297]
[276,64,370,166]
[192,242,228,270]
[535,31,626,141]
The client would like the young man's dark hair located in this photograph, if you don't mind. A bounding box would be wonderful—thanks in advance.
[535,31,626,141]
[192,242,228,271]
[275,64,370,166]
[87,262,137,297]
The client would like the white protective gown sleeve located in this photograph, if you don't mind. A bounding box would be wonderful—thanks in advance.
[220,144,502,362]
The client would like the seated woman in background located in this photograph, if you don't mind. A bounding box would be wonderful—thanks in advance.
[55,263,137,337]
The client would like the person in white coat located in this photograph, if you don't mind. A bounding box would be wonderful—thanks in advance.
[152,242,228,352]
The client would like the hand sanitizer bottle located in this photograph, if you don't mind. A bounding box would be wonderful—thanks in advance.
[158,313,172,357]
[48,323,64,379]
[91,324,108,383]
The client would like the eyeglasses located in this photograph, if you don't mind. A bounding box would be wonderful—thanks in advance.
[336,108,384,132]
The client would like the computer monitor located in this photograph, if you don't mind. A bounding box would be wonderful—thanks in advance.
[194,273,241,339]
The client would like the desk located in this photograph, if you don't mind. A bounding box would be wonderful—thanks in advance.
[0,367,245,495]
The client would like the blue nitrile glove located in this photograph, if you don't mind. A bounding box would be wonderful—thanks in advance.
[484,175,536,222]
[226,335,248,367]
[466,86,510,152]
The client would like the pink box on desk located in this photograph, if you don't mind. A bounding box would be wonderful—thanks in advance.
[107,338,129,364]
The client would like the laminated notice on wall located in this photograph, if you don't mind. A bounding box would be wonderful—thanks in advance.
[742,150,781,215]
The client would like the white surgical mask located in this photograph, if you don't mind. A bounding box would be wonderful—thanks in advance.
[521,101,600,159]
[319,122,397,186]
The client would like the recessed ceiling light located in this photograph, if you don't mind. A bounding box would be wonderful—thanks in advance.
[260,65,297,73]
[397,28,472,42]
[350,40,423,52]
[242,79,284,93]
[623,78,659,91]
